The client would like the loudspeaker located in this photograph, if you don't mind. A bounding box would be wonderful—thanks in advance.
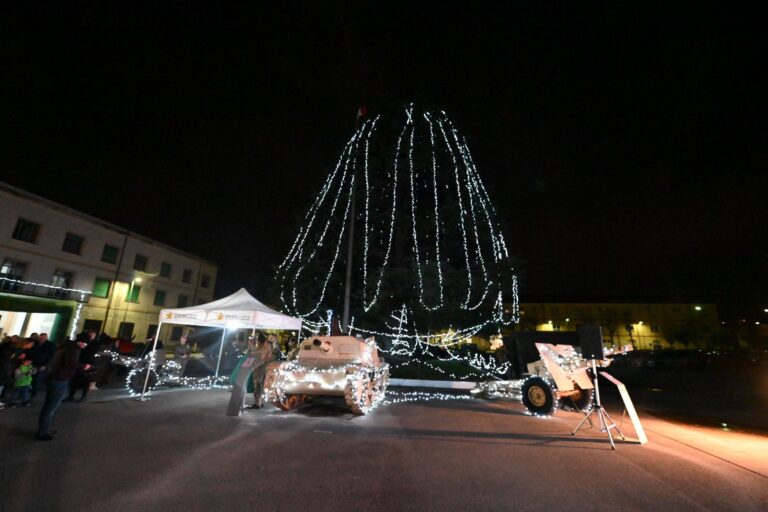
[578,325,604,360]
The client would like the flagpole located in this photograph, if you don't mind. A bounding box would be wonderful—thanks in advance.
[341,106,365,334]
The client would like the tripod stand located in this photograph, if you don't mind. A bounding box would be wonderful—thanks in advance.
[572,359,625,449]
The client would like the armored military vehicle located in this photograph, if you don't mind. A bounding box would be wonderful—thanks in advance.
[263,336,389,415]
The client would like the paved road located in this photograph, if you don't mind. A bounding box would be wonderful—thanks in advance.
[2,389,767,512]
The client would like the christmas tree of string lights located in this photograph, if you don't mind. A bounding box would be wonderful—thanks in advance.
[276,105,519,373]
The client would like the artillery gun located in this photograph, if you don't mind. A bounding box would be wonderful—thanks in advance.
[97,349,182,395]
[472,343,599,416]
[263,336,389,415]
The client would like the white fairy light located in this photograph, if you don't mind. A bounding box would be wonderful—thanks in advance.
[275,105,520,372]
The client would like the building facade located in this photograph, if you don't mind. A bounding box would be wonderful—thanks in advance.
[511,301,721,350]
[0,182,217,343]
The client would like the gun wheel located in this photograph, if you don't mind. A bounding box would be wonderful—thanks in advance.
[521,376,557,416]
[127,368,158,395]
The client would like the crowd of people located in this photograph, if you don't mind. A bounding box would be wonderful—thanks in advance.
[1,329,129,440]
[0,332,56,408]
[3,327,296,439]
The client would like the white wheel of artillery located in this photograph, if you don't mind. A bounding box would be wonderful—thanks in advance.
[344,368,388,415]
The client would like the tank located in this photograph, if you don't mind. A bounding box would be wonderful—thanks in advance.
[263,336,389,415]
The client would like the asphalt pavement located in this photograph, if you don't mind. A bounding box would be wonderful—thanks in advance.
[1,387,767,512]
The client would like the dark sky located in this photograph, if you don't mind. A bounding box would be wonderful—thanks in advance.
[2,3,765,319]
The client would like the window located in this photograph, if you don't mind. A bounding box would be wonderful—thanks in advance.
[147,324,158,339]
[160,262,172,278]
[134,254,148,271]
[118,322,134,339]
[170,326,184,341]
[177,294,189,307]
[200,274,210,289]
[12,218,40,243]
[92,277,111,298]
[0,259,26,292]
[101,244,119,264]
[49,269,74,298]
[126,284,141,303]
[182,268,193,283]
[154,289,166,306]
[62,233,84,255]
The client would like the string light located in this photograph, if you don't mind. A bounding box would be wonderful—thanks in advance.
[0,277,92,339]
[274,105,520,379]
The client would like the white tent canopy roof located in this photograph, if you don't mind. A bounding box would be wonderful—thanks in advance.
[159,287,302,330]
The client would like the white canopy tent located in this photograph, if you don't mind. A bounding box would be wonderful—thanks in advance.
[140,288,302,399]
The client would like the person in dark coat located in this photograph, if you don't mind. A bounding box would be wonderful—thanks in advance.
[66,331,98,402]
[30,333,56,400]
[36,338,86,440]
[0,339,17,407]
[93,333,115,387]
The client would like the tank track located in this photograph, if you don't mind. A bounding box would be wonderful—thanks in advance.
[344,366,389,415]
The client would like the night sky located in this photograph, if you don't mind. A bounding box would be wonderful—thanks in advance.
[2,3,765,319]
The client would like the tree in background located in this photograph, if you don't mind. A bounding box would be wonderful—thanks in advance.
[275,105,519,356]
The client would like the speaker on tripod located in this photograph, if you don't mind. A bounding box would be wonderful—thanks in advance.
[572,326,626,449]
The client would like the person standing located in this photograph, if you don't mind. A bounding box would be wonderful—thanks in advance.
[0,338,15,407]
[251,333,275,408]
[225,333,273,415]
[36,338,87,440]
[174,335,192,377]
[31,333,56,400]
[66,332,98,402]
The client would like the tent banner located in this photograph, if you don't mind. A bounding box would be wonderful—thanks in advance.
[162,309,208,323]
[208,310,255,324]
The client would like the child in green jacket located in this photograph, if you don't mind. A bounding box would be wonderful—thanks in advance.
[13,359,36,406]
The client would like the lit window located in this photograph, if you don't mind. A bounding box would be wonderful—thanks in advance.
[0,259,26,292]
[49,269,74,298]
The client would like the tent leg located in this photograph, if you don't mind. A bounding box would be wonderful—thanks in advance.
[140,321,163,401]
[215,327,227,379]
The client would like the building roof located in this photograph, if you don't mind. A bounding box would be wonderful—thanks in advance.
[0,180,217,267]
